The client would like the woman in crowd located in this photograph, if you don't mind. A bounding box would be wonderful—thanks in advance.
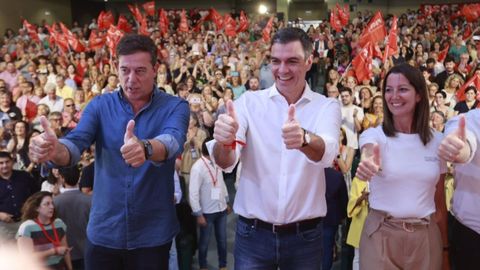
[355,64,448,269]
[17,191,72,270]
[41,168,64,196]
[179,114,208,186]
[361,96,384,131]
[442,74,464,108]
[335,127,355,192]
[432,90,454,120]
[453,86,479,115]
[230,71,246,100]
[6,120,31,170]
[431,110,446,133]
[359,86,374,113]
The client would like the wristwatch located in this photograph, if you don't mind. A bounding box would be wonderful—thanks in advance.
[302,129,311,147]
[142,139,153,160]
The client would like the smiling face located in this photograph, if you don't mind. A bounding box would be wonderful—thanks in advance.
[384,73,421,121]
[270,41,312,97]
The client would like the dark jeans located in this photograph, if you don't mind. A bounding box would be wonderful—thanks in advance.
[84,238,171,270]
[322,224,338,270]
[198,210,227,269]
[234,217,323,270]
[452,217,480,270]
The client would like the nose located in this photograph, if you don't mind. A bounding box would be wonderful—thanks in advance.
[278,62,288,73]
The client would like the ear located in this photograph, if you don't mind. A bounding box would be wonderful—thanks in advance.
[416,93,421,103]
[305,54,313,69]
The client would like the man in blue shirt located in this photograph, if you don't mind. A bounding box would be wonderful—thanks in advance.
[29,34,190,269]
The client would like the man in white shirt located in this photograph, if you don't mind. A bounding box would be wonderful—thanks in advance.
[39,82,64,113]
[208,28,341,269]
[438,109,479,270]
[189,141,228,270]
[340,87,364,149]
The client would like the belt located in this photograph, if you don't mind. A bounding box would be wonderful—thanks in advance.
[239,216,322,234]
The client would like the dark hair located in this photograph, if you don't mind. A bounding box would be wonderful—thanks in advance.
[339,87,352,96]
[271,28,313,58]
[0,151,12,160]
[444,56,455,64]
[201,138,211,157]
[58,166,80,187]
[435,90,446,99]
[465,85,477,95]
[426,58,435,65]
[21,191,56,222]
[382,63,432,145]
[116,34,157,66]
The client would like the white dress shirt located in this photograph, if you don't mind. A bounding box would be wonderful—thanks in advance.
[448,110,480,233]
[189,156,228,215]
[39,96,64,113]
[207,83,341,224]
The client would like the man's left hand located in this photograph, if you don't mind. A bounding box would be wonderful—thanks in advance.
[120,120,146,167]
[282,105,304,149]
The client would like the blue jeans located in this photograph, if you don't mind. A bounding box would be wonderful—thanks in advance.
[84,237,171,270]
[234,217,323,270]
[322,224,338,270]
[198,210,227,269]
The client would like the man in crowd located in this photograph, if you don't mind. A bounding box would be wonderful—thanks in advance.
[340,87,364,150]
[29,34,190,270]
[39,83,64,113]
[0,152,37,242]
[54,166,91,270]
[209,28,341,269]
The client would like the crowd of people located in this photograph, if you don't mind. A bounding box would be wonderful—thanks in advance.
[0,3,479,270]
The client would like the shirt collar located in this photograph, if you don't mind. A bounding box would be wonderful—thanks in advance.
[268,82,315,104]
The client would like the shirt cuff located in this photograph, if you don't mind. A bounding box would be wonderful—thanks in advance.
[464,130,477,164]
[153,134,180,160]
[58,138,81,167]
[192,210,203,216]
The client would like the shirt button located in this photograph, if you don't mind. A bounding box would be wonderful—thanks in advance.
[11,195,15,198]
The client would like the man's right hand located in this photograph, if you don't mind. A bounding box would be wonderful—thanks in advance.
[0,212,14,223]
[197,215,207,227]
[356,144,381,181]
[213,100,238,146]
[29,116,59,163]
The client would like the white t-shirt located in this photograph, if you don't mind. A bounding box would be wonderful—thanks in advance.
[360,126,447,218]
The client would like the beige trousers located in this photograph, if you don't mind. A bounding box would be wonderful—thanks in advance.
[359,209,442,270]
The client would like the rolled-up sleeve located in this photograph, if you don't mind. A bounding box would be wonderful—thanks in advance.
[156,101,190,160]
[311,99,341,166]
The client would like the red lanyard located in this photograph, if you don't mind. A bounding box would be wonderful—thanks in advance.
[200,157,218,187]
[34,218,60,247]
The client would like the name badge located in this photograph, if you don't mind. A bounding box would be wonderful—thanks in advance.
[211,187,221,200]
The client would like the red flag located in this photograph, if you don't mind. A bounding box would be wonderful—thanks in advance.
[46,23,69,53]
[158,9,169,35]
[224,14,237,37]
[262,17,274,42]
[25,99,37,122]
[193,16,206,32]
[461,4,479,23]
[463,24,473,41]
[106,25,124,57]
[330,9,342,32]
[138,16,149,36]
[23,20,39,42]
[179,10,189,33]
[59,22,85,52]
[352,42,373,83]
[98,10,114,30]
[438,45,449,63]
[237,11,249,33]
[383,16,398,64]
[209,8,224,31]
[447,22,453,36]
[142,1,155,17]
[456,73,480,102]
[128,4,144,24]
[117,15,132,33]
[358,11,386,48]
[88,30,106,51]
[336,3,349,26]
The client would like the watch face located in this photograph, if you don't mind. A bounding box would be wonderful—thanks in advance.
[305,132,311,144]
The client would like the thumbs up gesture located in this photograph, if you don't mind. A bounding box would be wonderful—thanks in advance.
[438,115,469,163]
[213,100,239,146]
[356,144,381,181]
[281,105,304,149]
[29,116,59,163]
[120,120,146,167]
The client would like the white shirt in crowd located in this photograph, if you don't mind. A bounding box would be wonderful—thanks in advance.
[38,96,64,113]
[208,83,341,224]
[189,156,228,215]
[448,110,480,234]
[341,104,364,149]
[359,126,447,218]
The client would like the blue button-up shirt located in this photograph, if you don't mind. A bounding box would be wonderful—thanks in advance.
[60,88,189,249]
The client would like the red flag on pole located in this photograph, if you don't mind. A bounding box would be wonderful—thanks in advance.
[352,42,373,83]
[25,99,37,122]
[128,4,144,24]
[358,11,386,48]
[45,24,68,53]
[438,45,450,63]
[336,3,349,26]
[463,24,473,41]
[461,4,480,23]
[179,10,189,33]
[224,14,237,37]
[98,10,114,30]
[138,16,149,36]
[88,30,106,51]
[142,1,155,17]
[158,9,169,35]
[330,9,342,32]
[383,16,398,64]
[59,22,85,52]
[23,20,40,42]
[117,15,132,33]
[237,11,249,33]
[209,8,224,31]
[262,16,274,42]
[106,25,124,57]
[456,73,480,102]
